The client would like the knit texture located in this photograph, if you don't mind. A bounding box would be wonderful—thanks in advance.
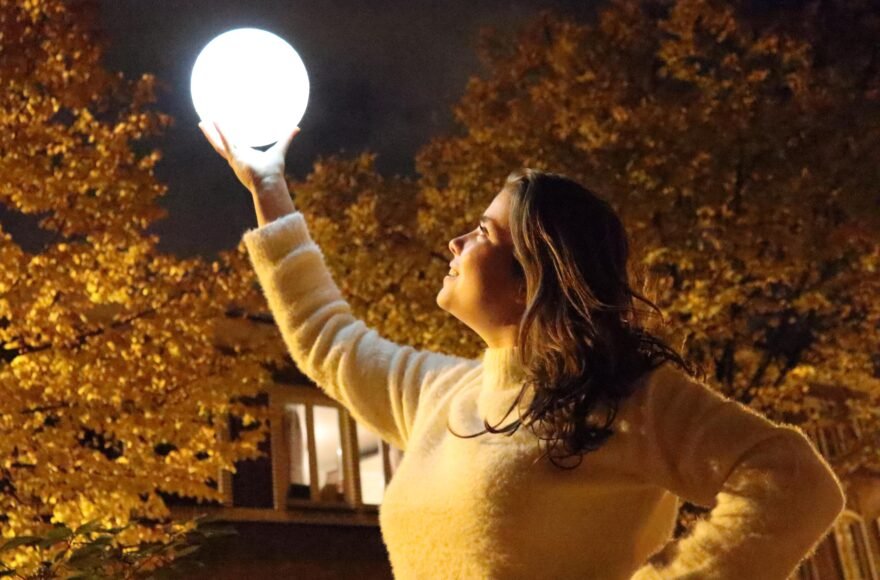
[242,211,846,580]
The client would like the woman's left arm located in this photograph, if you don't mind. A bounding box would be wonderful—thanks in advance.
[631,365,846,580]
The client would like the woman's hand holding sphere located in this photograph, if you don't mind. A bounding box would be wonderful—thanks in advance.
[199,121,301,227]
[199,121,300,196]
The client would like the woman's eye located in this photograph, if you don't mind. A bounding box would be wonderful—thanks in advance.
[478,225,488,236]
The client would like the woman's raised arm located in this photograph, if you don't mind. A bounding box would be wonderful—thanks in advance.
[200,122,478,450]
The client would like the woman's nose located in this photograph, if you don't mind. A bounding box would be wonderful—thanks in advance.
[448,236,461,257]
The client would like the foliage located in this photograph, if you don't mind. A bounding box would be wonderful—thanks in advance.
[293,0,880,486]
[0,515,235,579]
[0,0,283,573]
[292,154,481,353]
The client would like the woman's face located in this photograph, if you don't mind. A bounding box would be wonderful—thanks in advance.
[436,187,526,348]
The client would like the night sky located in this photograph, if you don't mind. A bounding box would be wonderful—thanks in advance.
[89,0,596,258]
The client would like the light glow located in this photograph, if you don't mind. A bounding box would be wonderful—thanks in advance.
[191,28,309,147]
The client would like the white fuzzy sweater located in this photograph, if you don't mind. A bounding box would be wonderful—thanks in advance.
[242,211,846,580]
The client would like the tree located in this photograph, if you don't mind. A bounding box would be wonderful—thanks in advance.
[293,0,880,487]
[290,154,481,354]
[0,0,281,573]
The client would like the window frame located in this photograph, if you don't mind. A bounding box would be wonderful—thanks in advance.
[266,383,397,515]
[834,510,879,580]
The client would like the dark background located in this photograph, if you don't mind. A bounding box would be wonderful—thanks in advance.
[92,0,596,257]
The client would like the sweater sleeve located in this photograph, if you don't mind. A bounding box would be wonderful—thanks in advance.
[242,212,477,451]
[630,364,846,580]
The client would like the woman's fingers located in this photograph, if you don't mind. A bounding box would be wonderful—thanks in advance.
[199,121,228,160]
[212,121,236,155]
[271,126,301,158]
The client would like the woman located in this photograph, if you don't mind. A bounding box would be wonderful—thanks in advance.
[200,122,845,580]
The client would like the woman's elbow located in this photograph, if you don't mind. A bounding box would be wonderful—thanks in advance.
[795,437,847,529]
[818,467,847,526]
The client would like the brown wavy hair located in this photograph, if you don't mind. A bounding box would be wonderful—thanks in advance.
[447,168,704,469]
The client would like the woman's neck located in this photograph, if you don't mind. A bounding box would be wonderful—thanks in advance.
[478,324,520,349]
[481,346,526,392]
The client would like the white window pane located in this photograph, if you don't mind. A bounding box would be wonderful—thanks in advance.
[285,403,311,500]
[356,422,385,505]
[314,405,344,502]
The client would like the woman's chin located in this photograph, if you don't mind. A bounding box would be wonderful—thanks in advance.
[436,286,452,311]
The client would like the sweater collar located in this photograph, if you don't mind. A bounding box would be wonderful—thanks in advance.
[477,346,532,428]
[481,346,528,393]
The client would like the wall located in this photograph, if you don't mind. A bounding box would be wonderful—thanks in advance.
[189,521,393,580]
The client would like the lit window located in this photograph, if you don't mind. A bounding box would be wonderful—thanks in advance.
[219,383,410,520]
[357,423,403,505]
[356,422,387,504]
[312,404,345,503]
[284,403,310,500]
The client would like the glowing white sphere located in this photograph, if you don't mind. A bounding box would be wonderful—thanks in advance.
[191,28,309,147]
